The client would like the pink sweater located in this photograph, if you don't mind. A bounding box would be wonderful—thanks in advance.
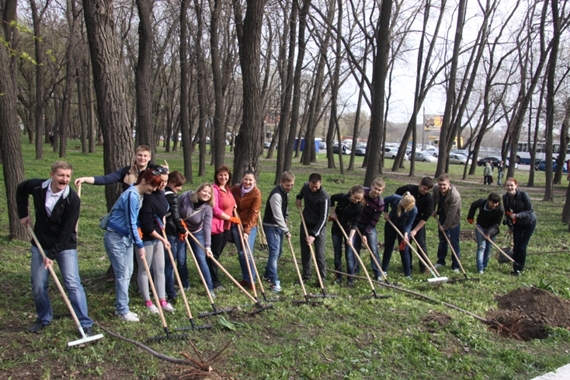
[211,184,236,235]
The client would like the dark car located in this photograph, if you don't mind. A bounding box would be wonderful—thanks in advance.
[535,160,568,173]
[477,156,517,169]
[332,144,351,155]
[354,143,366,156]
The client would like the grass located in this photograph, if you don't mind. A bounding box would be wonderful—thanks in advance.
[1,138,570,379]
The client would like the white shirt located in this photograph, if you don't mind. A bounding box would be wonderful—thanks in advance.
[45,181,64,217]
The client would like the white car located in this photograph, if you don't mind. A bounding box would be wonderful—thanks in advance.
[449,153,471,165]
[415,152,437,162]
[384,147,398,158]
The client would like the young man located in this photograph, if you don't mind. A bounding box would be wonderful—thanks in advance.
[262,171,295,292]
[17,161,95,336]
[467,192,504,274]
[74,145,157,191]
[395,177,434,273]
[351,178,385,281]
[432,174,462,271]
[295,173,329,284]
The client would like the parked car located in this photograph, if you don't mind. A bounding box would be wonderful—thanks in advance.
[414,152,437,162]
[477,156,517,168]
[449,153,471,165]
[535,160,568,173]
[423,146,438,157]
[451,149,470,157]
[332,144,351,155]
[384,147,398,158]
[354,143,366,157]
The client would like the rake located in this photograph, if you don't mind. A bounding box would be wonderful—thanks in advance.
[161,230,211,331]
[257,213,268,250]
[410,235,449,284]
[139,253,189,342]
[434,217,474,282]
[473,224,518,266]
[355,229,390,284]
[334,219,389,300]
[298,205,337,299]
[182,231,234,318]
[287,235,323,306]
[28,226,104,347]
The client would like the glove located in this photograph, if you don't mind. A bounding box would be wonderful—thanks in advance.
[229,216,241,224]
[398,239,407,251]
[467,218,474,225]
[179,233,186,241]
[180,219,188,230]
[137,228,143,239]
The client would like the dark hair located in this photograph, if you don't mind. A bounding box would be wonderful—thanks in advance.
[168,171,186,187]
[243,169,256,180]
[214,165,232,186]
[136,169,162,187]
[487,192,501,203]
[420,177,434,188]
[308,173,322,183]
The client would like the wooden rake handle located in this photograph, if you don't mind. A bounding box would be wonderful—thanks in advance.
[473,224,516,264]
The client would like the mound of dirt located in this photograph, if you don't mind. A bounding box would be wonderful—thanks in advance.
[486,286,570,340]
[422,311,452,333]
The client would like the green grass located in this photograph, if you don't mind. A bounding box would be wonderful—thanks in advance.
[1,138,570,379]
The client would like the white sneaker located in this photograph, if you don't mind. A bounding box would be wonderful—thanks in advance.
[161,302,175,313]
[115,310,138,318]
[147,304,159,314]
[434,263,444,269]
[118,311,140,322]
[453,269,460,273]
[479,270,484,275]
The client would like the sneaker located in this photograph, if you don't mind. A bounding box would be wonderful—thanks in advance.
[27,320,48,333]
[214,285,225,291]
[262,276,271,283]
[404,276,412,280]
[347,281,354,288]
[209,291,216,299]
[118,311,140,322]
[147,304,159,314]
[334,277,342,285]
[270,281,282,292]
[83,326,94,337]
[161,302,175,313]
[434,263,444,269]
[453,269,460,273]
[115,310,138,318]
[510,270,521,276]
[479,270,484,275]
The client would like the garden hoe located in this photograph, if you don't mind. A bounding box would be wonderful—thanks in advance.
[182,230,234,318]
[473,224,518,266]
[235,210,279,303]
[233,210,261,302]
[287,235,323,306]
[257,213,269,250]
[410,235,449,285]
[434,217,474,282]
[161,230,211,331]
[298,206,337,299]
[28,226,104,347]
[334,220,389,300]
[140,253,189,342]
[355,229,390,284]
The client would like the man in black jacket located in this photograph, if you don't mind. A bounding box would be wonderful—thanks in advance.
[17,161,94,335]
[395,177,434,273]
[295,173,329,283]
[467,192,504,274]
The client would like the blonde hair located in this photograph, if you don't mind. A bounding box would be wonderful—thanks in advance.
[191,183,215,208]
[397,192,416,217]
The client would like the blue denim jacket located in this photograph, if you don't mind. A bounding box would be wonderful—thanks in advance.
[107,186,144,249]
[383,194,418,234]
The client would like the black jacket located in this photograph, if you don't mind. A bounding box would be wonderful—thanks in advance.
[467,198,504,237]
[139,189,170,241]
[395,184,433,223]
[330,193,363,234]
[16,179,80,257]
[503,190,537,226]
[164,187,186,236]
[296,183,329,237]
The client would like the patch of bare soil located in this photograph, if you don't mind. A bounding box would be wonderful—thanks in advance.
[421,311,452,333]
[486,286,570,341]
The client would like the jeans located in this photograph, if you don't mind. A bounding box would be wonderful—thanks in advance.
[381,222,411,276]
[332,231,355,280]
[436,219,461,270]
[165,235,188,300]
[512,222,536,272]
[104,230,135,315]
[475,226,495,272]
[352,226,382,278]
[207,231,229,288]
[300,225,327,281]
[231,225,257,283]
[30,246,93,328]
[263,225,284,283]
[189,230,214,291]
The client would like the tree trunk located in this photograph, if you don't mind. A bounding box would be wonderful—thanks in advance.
[30,0,47,160]
[210,0,227,170]
[179,0,193,182]
[1,0,27,240]
[363,0,392,186]
[83,0,134,208]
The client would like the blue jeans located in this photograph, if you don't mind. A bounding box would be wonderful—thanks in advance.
[188,230,214,291]
[436,221,461,270]
[165,235,188,300]
[263,225,284,283]
[475,227,495,272]
[332,231,355,280]
[231,225,257,283]
[382,222,411,276]
[104,230,135,315]
[352,226,382,278]
[31,246,93,328]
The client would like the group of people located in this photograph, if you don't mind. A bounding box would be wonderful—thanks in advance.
[16,145,537,334]
[483,160,505,186]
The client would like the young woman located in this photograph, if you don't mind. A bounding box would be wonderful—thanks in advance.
[164,171,188,303]
[208,165,239,290]
[136,166,174,314]
[103,169,162,322]
[230,170,262,288]
[381,192,418,279]
[329,185,365,287]
[503,177,537,276]
[179,183,216,294]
